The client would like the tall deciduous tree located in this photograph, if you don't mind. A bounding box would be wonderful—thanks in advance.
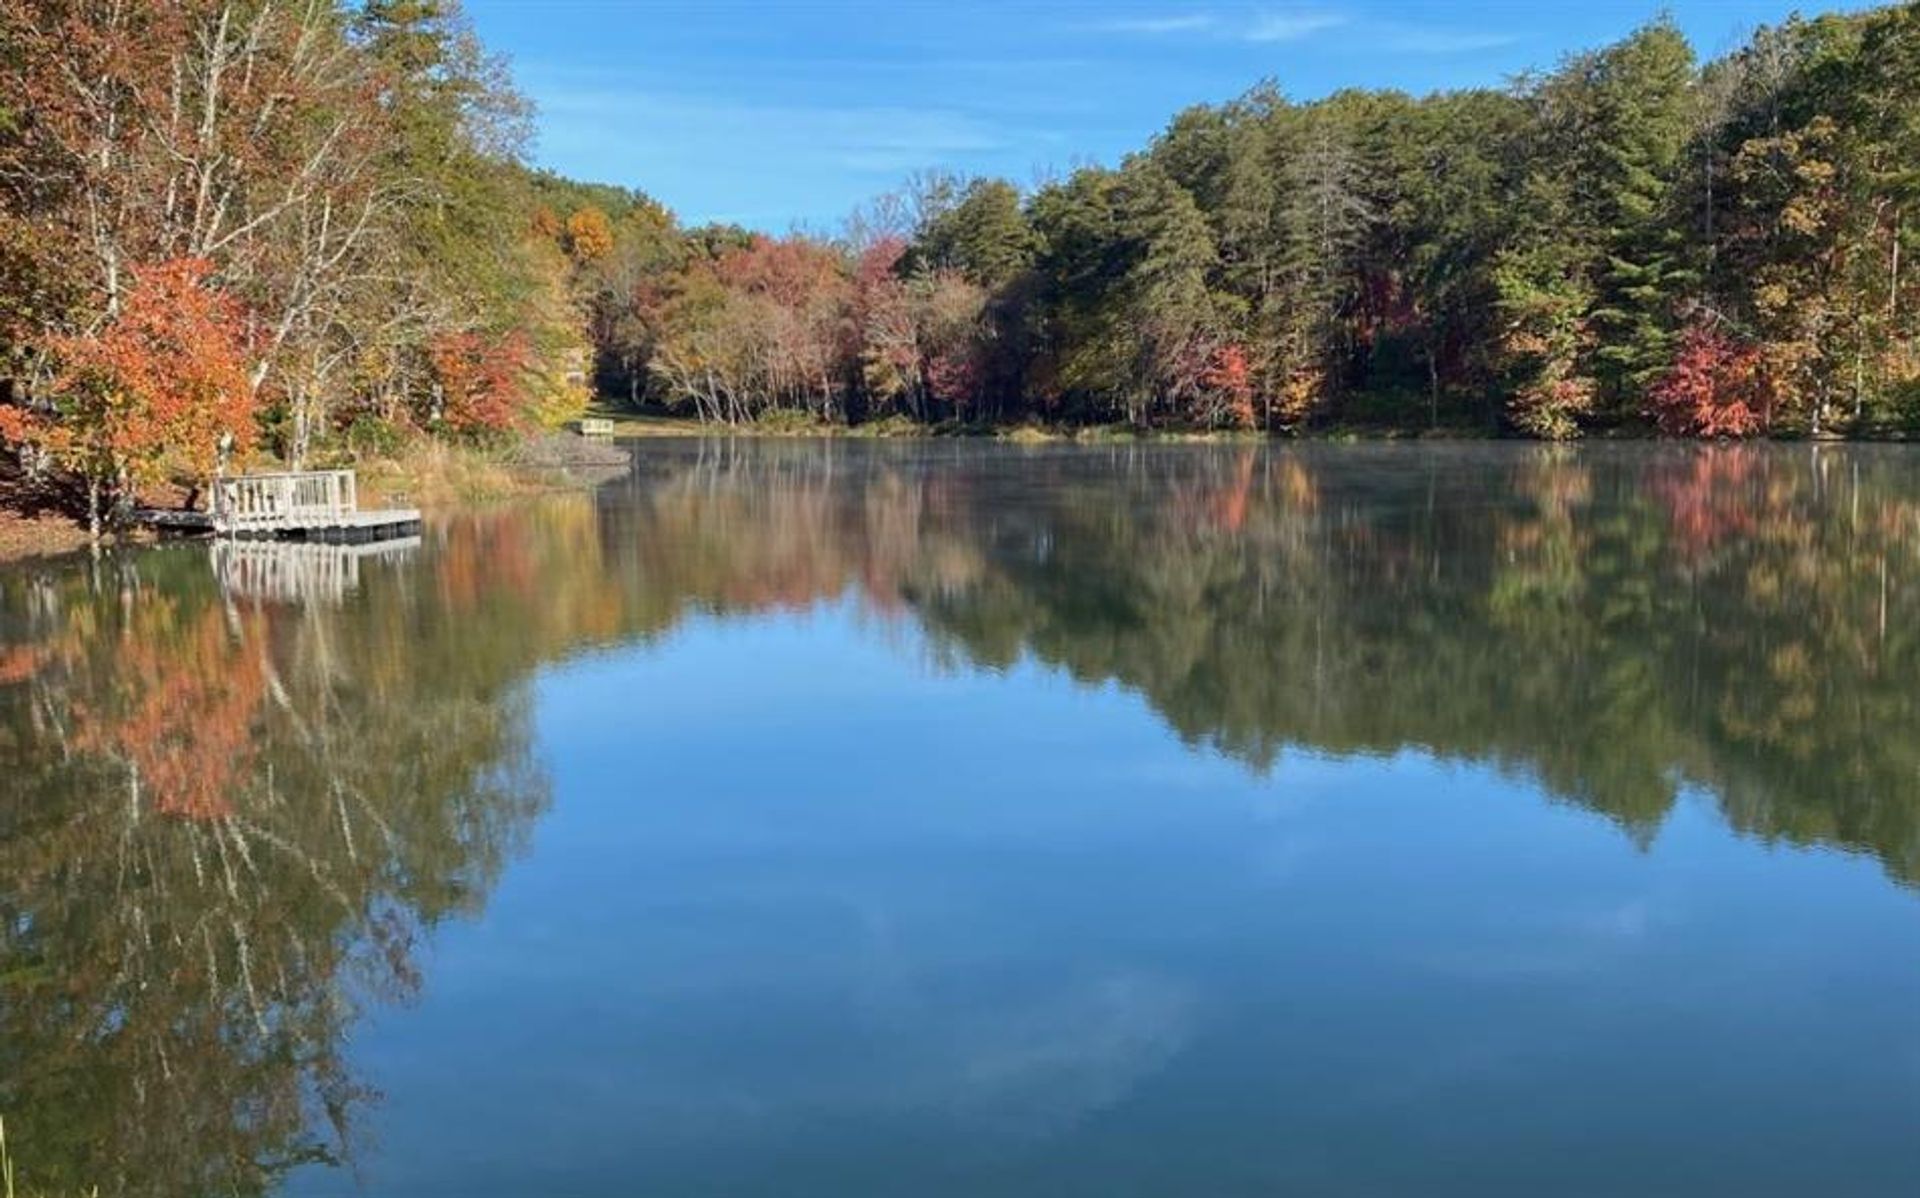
[6,258,256,537]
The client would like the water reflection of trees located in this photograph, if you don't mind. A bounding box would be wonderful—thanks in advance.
[600,440,1920,887]
[4,439,1919,1192]
[0,544,551,1195]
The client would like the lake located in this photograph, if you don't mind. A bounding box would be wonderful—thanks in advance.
[2,439,1917,1197]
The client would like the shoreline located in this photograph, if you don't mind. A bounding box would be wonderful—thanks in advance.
[0,432,631,567]
[6,418,1918,566]
[587,406,1920,446]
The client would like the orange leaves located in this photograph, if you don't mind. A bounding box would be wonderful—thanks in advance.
[427,330,532,436]
[564,207,614,263]
[1276,366,1328,427]
[529,205,563,241]
[1648,321,1774,438]
[0,401,34,446]
[1198,343,1255,429]
[44,257,255,484]
[71,602,267,823]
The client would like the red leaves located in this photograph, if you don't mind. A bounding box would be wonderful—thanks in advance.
[427,330,532,436]
[717,235,851,309]
[45,257,255,483]
[925,346,981,408]
[1199,343,1256,429]
[855,237,908,288]
[1648,321,1774,438]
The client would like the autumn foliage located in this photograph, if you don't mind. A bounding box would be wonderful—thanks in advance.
[427,330,533,437]
[1199,344,1256,429]
[1647,322,1774,438]
[1,258,255,513]
[565,207,615,263]
[72,603,268,822]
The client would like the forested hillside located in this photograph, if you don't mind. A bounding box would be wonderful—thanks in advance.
[3,1,1919,530]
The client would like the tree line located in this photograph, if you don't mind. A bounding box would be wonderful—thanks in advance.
[0,0,599,534]
[3,1,1920,531]
[585,4,1920,438]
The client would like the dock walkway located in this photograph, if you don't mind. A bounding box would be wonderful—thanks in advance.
[141,470,420,542]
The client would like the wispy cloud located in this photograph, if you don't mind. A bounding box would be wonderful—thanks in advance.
[1376,23,1523,54]
[1091,13,1219,35]
[1084,8,1511,52]
[1244,10,1348,43]
[1086,8,1348,45]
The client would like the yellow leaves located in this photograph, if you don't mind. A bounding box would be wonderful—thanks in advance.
[1505,329,1552,358]
[1781,197,1827,236]
[1275,367,1324,425]
[1792,158,1837,188]
[1879,338,1920,384]
[564,207,614,263]
[1512,376,1596,440]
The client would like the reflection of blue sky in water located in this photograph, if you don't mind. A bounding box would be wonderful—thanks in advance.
[290,603,1920,1197]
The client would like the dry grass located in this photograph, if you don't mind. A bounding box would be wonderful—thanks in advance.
[351,434,629,510]
[351,440,532,509]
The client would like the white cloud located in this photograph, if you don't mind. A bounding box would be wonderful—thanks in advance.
[1244,9,1348,43]
[1377,24,1523,54]
[1083,8,1511,53]
[1093,13,1219,35]
[1083,8,1346,44]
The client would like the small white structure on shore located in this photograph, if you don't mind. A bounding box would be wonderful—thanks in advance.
[144,470,420,542]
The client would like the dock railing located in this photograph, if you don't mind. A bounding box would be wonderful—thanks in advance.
[212,470,358,532]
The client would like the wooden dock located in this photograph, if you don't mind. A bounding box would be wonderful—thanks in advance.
[141,470,420,542]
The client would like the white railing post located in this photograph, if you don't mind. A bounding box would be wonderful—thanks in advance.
[203,469,387,535]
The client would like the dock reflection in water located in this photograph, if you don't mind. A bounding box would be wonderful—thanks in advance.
[212,537,423,606]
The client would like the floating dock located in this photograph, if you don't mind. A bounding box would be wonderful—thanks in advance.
[142,470,420,542]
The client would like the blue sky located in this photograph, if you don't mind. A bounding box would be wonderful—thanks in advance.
[465,1,1868,231]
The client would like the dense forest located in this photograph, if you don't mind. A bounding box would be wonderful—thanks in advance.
[3,1,1920,531]
[611,2,1920,438]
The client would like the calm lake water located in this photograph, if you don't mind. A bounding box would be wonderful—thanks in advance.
[3,439,1919,1196]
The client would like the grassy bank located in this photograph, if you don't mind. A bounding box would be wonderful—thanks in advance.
[588,400,1920,445]
[349,434,626,509]
[582,401,1508,445]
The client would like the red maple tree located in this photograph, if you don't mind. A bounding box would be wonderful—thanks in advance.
[1199,343,1256,429]
[0,257,256,532]
[427,330,532,436]
[1648,322,1774,438]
